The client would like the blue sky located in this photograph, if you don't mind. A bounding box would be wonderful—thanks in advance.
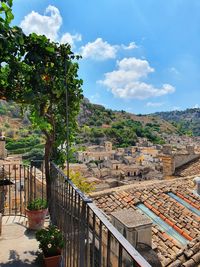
[12,0,200,114]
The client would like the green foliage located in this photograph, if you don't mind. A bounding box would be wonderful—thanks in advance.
[78,117,165,147]
[77,99,167,146]
[36,225,64,257]
[6,135,40,150]
[79,100,116,126]
[5,135,44,158]
[69,170,95,194]
[0,1,83,178]
[0,100,21,117]
[22,147,44,161]
[154,109,200,136]
[0,105,7,115]
[27,198,47,211]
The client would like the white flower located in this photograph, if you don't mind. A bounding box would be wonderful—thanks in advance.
[47,243,52,248]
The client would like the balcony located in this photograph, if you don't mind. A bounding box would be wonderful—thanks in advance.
[0,162,151,267]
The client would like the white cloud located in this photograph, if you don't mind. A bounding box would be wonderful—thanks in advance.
[20,5,62,41]
[60,33,82,48]
[80,38,118,60]
[20,5,81,47]
[121,42,138,50]
[146,102,164,107]
[99,57,175,99]
[80,39,138,60]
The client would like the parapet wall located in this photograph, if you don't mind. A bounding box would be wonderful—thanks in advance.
[161,145,200,177]
[174,153,200,169]
[161,153,200,177]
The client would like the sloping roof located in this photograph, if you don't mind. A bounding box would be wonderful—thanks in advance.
[92,177,200,265]
[165,237,200,267]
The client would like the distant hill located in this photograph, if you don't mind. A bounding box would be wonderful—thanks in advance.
[154,108,200,136]
[77,98,177,147]
[0,99,179,152]
[0,100,44,161]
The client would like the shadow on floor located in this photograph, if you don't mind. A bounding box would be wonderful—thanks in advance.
[24,229,37,240]
[0,250,43,267]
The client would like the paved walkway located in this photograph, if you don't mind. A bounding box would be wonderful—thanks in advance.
[0,216,42,267]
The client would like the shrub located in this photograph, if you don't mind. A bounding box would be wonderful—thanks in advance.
[27,198,47,211]
[68,170,95,194]
[36,225,65,257]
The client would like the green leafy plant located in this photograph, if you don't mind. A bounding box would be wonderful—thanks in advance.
[0,0,83,202]
[36,225,64,257]
[27,198,47,211]
[69,170,95,194]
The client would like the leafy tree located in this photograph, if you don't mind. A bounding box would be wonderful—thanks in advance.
[0,0,83,201]
[69,170,95,194]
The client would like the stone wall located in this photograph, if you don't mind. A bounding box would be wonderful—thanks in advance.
[174,153,200,169]
[0,140,6,159]
[160,146,200,177]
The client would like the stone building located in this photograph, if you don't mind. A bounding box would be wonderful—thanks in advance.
[76,142,115,163]
[160,144,200,178]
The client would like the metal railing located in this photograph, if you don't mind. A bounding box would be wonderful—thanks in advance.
[0,162,151,267]
[49,162,151,267]
[0,162,46,216]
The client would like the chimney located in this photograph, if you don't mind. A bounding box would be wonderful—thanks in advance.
[111,209,162,266]
[111,210,152,248]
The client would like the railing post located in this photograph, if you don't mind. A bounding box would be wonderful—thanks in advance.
[48,163,152,267]
[30,161,33,202]
[79,201,87,267]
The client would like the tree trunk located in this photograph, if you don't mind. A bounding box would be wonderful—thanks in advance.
[44,138,53,205]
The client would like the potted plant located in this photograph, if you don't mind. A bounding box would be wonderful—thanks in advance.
[36,225,64,267]
[26,198,48,230]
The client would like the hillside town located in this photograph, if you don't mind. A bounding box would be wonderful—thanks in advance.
[0,1,200,266]
[68,137,200,192]
[0,132,200,266]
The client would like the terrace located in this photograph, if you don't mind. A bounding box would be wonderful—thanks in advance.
[0,162,151,267]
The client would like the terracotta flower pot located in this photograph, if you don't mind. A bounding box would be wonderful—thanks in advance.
[43,254,62,267]
[25,208,48,230]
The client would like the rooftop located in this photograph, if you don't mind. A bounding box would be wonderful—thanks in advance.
[111,210,152,229]
[92,176,200,266]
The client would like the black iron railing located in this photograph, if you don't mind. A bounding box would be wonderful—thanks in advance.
[0,162,151,267]
[1,162,46,216]
[49,162,151,267]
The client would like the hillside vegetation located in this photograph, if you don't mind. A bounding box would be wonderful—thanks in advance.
[0,99,180,158]
[77,98,177,147]
[154,108,200,136]
[0,100,44,161]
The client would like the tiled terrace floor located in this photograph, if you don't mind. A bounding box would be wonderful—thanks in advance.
[0,216,41,267]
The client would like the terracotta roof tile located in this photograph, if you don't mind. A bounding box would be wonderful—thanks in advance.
[93,177,200,266]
